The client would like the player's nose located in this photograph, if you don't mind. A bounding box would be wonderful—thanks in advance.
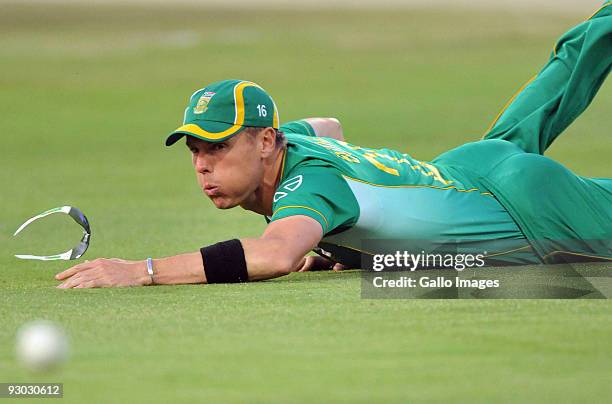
[194,153,212,173]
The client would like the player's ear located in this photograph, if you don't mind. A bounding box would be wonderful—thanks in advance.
[259,127,277,158]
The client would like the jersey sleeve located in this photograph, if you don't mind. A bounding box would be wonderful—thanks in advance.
[279,120,316,137]
[270,165,359,235]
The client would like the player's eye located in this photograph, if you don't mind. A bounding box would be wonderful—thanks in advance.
[212,143,226,151]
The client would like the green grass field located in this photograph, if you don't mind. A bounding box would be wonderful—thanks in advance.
[1,3,610,402]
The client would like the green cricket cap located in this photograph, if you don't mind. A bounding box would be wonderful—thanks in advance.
[166,79,280,146]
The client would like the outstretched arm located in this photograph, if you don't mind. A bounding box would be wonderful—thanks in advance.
[55,216,323,288]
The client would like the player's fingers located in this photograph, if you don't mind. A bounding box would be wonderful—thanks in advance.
[75,280,97,289]
[55,263,89,280]
[55,259,99,280]
[293,257,307,272]
[300,256,338,272]
[314,256,335,271]
[298,256,317,272]
[59,271,88,288]
[57,271,78,288]
[332,263,347,271]
[57,267,98,288]
[299,256,330,272]
[57,278,76,289]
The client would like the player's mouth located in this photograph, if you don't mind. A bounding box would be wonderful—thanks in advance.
[203,184,220,197]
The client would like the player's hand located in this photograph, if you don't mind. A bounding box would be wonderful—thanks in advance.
[294,255,346,272]
[55,258,152,288]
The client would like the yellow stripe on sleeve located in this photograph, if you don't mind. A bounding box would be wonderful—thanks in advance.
[272,205,329,230]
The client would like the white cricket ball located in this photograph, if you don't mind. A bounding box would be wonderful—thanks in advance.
[15,321,69,372]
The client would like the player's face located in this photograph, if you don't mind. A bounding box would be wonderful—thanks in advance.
[187,133,264,209]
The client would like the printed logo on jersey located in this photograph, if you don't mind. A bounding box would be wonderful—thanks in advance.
[273,175,303,202]
[193,92,216,114]
[273,191,287,202]
[282,175,302,191]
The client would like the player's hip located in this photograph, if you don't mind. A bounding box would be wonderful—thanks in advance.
[432,139,525,176]
[434,140,612,261]
[479,155,612,262]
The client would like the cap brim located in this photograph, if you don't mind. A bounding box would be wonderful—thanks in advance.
[165,121,244,146]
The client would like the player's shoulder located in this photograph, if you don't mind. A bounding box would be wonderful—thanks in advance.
[280,135,344,179]
[278,160,346,192]
[272,157,360,235]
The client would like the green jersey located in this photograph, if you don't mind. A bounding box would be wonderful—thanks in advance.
[269,121,535,266]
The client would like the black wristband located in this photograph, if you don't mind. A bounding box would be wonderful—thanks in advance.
[200,239,249,283]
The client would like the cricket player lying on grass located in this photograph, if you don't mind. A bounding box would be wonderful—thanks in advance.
[57,3,611,288]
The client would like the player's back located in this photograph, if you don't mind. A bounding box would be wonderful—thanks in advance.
[283,133,453,189]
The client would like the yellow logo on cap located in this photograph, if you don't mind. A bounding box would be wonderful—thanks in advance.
[194,92,215,114]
